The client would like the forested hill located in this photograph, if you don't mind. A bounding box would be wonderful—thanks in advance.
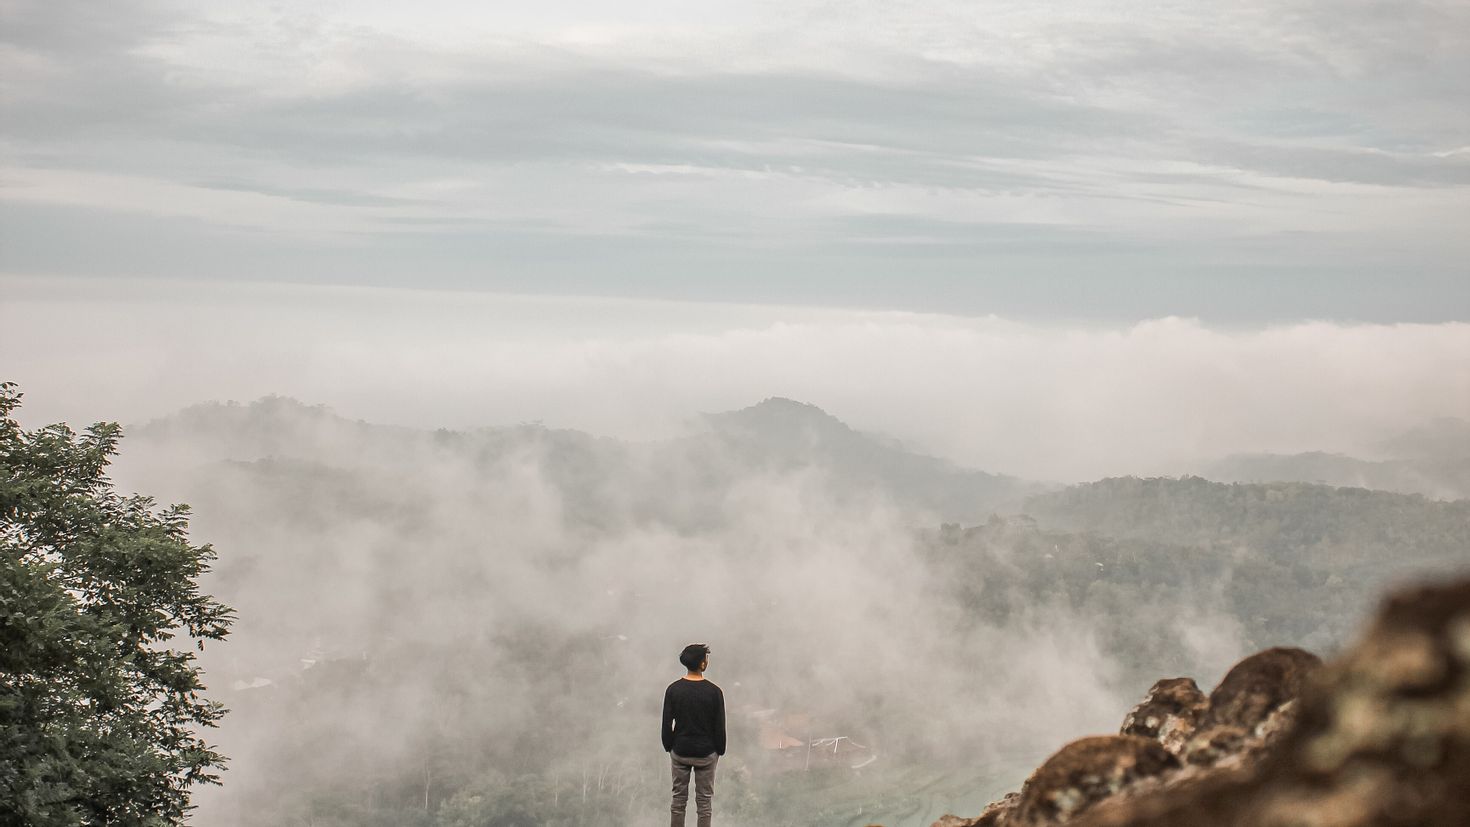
[1024,476,1470,569]
[1018,476,1470,652]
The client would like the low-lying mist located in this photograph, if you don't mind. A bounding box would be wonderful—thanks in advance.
[99,396,1372,827]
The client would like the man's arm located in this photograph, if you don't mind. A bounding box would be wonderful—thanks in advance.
[661,686,675,752]
[714,687,726,756]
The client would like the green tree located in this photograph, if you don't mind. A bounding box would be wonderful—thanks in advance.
[1,383,234,825]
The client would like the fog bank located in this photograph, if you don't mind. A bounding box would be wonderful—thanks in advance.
[3,275,1467,480]
[99,396,1260,826]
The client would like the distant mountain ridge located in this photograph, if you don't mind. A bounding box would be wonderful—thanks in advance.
[1201,451,1470,501]
[1189,417,1470,502]
[127,394,1041,524]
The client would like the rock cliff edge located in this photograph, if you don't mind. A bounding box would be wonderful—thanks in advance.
[930,576,1470,827]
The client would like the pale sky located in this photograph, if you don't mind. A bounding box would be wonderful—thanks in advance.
[3,0,1468,321]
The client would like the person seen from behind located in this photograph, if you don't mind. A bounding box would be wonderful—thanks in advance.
[662,643,726,827]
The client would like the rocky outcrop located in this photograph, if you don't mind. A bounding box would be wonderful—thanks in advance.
[930,576,1470,827]
[1006,736,1178,826]
[1119,677,1207,754]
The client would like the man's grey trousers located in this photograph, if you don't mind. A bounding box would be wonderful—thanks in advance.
[669,752,718,827]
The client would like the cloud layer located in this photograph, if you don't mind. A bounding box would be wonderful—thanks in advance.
[3,0,1468,320]
[4,276,1466,480]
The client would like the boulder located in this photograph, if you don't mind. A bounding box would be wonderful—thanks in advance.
[1199,646,1321,732]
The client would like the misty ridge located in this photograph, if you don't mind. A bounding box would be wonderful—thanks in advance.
[11,280,1470,485]
[101,394,1470,827]
[1200,417,1470,502]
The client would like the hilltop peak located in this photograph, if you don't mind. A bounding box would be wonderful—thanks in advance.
[739,396,840,418]
[704,397,851,434]
[750,396,827,412]
[126,395,392,465]
[137,395,345,430]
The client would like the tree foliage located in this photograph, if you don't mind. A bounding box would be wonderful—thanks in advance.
[1,383,234,825]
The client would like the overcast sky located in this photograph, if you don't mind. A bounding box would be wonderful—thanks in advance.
[3,0,1468,321]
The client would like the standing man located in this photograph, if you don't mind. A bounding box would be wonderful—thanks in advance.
[662,643,726,827]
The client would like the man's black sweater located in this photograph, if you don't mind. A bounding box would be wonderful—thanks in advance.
[661,678,726,757]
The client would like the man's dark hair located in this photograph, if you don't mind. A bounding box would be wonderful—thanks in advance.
[679,643,710,672]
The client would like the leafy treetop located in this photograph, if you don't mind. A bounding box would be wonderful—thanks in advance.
[1,382,234,826]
